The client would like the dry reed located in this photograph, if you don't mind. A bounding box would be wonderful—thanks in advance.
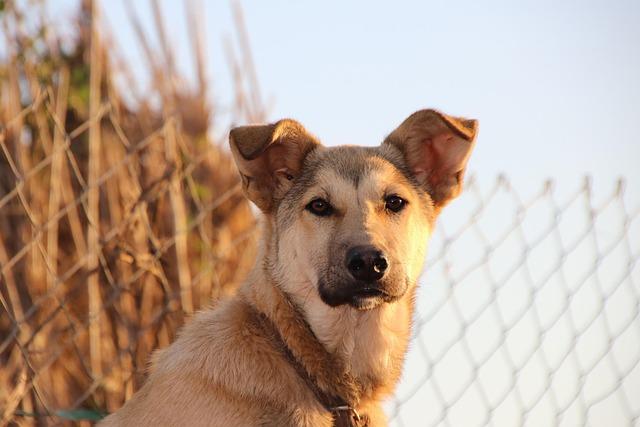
[0,0,262,424]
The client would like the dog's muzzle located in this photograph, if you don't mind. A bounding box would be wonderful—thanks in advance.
[318,245,405,310]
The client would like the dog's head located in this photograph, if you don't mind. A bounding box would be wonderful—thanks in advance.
[230,110,477,311]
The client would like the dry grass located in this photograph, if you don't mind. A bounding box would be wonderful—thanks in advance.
[0,1,261,424]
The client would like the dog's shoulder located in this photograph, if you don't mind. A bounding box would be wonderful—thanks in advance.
[100,296,331,426]
[152,298,249,372]
[153,295,328,418]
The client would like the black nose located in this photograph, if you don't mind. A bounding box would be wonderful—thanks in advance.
[346,245,388,282]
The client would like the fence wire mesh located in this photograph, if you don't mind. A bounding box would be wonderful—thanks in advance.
[387,176,640,427]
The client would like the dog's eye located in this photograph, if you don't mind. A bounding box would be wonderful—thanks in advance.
[306,198,333,217]
[385,195,407,213]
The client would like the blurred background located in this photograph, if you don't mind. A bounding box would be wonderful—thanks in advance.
[0,0,638,425]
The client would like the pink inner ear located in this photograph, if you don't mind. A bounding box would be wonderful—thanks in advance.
[428,133,472,175]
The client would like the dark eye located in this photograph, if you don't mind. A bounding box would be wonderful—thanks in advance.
[306,198,333,217]
[385,195,407,213]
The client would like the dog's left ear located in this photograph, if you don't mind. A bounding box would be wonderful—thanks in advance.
[229,119,320,212]
[383,109,478,209]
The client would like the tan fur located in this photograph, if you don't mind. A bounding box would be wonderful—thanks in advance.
[100,109,477,427]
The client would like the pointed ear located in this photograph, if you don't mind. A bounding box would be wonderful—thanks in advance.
[383,109,478,209]
[229,119,320,212]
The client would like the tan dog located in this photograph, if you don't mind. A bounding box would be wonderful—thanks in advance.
[100,109,478,426]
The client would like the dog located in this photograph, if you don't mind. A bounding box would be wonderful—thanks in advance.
[99,108,478,426]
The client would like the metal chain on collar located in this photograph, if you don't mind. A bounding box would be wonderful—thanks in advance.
[330,405,369,427]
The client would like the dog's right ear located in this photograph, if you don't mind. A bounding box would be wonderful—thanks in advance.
[229,119,320,212]
[383,109,478,211]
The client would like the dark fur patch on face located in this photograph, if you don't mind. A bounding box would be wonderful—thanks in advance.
[318,277,407,310]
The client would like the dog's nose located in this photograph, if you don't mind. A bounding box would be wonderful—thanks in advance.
[346,245,388,282]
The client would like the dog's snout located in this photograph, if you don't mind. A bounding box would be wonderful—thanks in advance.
[346,245,388,282]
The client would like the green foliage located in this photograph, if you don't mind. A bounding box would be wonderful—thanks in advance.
[55,409,108,421]
[14,409,107,421]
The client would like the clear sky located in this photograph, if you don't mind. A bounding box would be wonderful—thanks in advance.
[86,0,640,206]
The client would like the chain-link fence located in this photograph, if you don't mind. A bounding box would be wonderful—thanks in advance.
[387,176,639,426]
[1,2,639,426]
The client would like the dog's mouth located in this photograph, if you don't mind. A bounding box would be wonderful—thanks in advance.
[349,287,389,310]
[353,287,386,298]
[318,280,405,311]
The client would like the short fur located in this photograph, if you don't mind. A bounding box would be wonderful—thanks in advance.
[100,109,478,426]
